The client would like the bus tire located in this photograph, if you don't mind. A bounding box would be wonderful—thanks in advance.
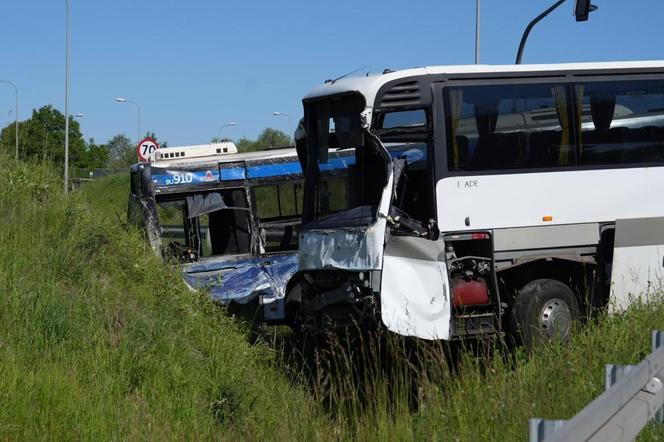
[511,278,580,350]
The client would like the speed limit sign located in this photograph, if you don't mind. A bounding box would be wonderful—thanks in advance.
[137,137,160,162]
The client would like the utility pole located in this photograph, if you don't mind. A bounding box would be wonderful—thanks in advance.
[64,0,71,194]
[475,0,481,64]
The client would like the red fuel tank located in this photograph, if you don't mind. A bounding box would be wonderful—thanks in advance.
[452,278,489,307]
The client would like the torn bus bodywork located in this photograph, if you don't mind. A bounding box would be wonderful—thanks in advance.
[286,88,453,339]
[287,63,664,345]
[128,145,352,322]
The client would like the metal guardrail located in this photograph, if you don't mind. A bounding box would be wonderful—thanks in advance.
[529,330,664,441]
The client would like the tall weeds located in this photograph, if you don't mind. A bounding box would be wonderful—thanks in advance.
[0,158,330,440]
[4,156,664,440]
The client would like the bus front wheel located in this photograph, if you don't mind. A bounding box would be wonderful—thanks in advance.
[511,278,580,350]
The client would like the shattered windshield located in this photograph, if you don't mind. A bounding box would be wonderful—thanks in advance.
[302,92,432,229]
[156,188,251,262]
[302,93,384,227]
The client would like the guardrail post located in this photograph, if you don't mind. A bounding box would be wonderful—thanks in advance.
[528,330,664,440]
[653,330,664,423]
[528,418,567,442]
[605,363,636,390]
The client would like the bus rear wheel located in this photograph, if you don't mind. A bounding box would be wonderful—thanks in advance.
[511,278,580,351]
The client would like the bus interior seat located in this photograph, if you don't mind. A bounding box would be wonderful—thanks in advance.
[470,132,527,169]
[618,125,664,162]
[468,134,501,169]
[526,130,564,167]
[581,127,628,163]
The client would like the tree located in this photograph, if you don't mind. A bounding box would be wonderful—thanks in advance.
[232,128,291,153]
[236,137,258,153]
[210,137,232,144]
[256,128,291,149]
[106,134,135,169]
[144,131,168,148]
[0,105,86,165]
[78,138,109,170]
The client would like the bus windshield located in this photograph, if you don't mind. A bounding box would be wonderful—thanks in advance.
[302,93,432,230]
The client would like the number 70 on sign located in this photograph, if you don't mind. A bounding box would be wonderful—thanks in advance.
[137,137,160,162]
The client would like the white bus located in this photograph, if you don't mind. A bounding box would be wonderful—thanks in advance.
[285,61,664,347]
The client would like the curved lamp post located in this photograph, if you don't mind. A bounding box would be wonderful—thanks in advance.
[219,122,236,139]
[272,112,293,141]
[516,0,598,64]
[115,97,142,142]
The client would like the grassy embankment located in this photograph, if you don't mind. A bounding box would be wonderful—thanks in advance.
[2,156,664,440]
[0,158,331,440]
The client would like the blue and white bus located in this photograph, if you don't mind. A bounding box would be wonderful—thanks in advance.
[128,142,353,322]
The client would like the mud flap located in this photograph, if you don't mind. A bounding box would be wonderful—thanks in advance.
[609,217,664,313]
[380,236,451,340]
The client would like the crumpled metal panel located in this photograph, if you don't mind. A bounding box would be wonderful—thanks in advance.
[380,237,451,340]
[298,138,395,272]
[181,253,298,316]
[298,220,387,271]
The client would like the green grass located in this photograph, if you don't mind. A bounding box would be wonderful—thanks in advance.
[0,159,331,440]
[3,157,664,441]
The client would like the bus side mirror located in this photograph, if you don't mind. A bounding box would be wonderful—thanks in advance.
[575,0,598,22]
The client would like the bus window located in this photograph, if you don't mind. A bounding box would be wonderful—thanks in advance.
[156,200,189,256]
[254,184,302,219]
[576,80,664,165]
[444,83,574,171]
[381,109,427,130]
[253,184,302,252]
[156,189,251,260]
[316,176,349,216]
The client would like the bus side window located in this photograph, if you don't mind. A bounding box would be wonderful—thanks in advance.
[576,79,664,165]
[253,184,302,252]
[444,83,575,171]
[156,199,188,256]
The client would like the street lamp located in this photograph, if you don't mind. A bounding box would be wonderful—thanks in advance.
[64,0,70,194]
[0,80,18,160]
[515,0,598,64]
[115,97,141,142]
[74,113,84,118]
[272,112,293,141]
[219,122,236,139]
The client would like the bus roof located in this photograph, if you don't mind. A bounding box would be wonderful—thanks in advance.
[147,146,298,169]
[304,60,664,105]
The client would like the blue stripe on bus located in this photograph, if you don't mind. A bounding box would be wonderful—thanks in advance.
[151,156,355,187]
[247,161,302,178]
[220,167,246,180]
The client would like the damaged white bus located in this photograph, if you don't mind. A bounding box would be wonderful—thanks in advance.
[285,61,664,347]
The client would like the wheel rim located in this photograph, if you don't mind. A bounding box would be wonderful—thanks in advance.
[539,298,573,341]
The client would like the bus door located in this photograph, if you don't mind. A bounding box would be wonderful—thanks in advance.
[381,236,451,340]
[609,217,664,313]
[378,145,451,340]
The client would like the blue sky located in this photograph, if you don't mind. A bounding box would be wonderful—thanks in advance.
[1,0,662,146]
